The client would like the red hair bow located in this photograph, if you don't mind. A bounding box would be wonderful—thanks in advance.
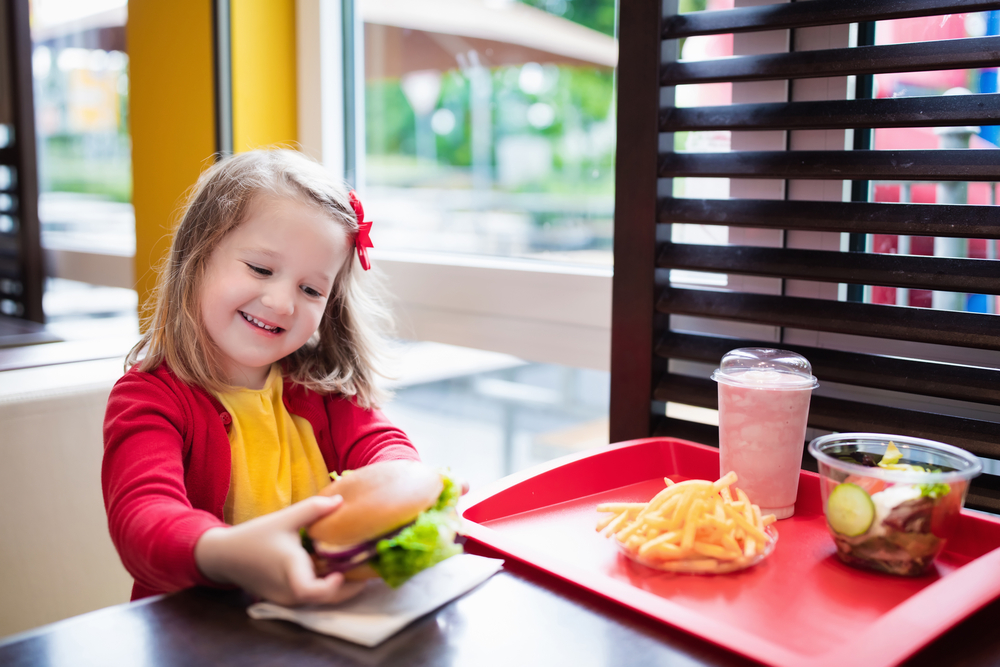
[348,190,373,271]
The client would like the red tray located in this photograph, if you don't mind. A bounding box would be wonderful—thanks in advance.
[460,437,1000,667]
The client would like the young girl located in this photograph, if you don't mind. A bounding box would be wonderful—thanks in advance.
[103,149,419,606]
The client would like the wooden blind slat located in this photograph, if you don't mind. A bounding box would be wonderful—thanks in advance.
[661,35,1000,85]
[0,258,21,276]
[657,287,1000,350]
[660,93,1000,132]
[654,331,1000,407]
[651,416,721,447]
[658,198,1000,238]
[663,0,1000,39]
[968,490,1000,514]
[965,478,1000,514]
[658,244,1000,294]
[659,150,1000,181]
[0,235,17,254]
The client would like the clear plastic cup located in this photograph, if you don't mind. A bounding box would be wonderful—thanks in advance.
[712,348,818,520]
[809,433,982,576]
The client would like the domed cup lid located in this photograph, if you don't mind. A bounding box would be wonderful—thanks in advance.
[711,347,818,390]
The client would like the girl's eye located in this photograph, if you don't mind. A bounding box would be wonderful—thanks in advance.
[247,264,271,276]
[302,286,323,298]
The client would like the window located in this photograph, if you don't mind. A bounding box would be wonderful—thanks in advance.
[362,0,617,265]
[611,0,1000,513]
[0,0,136,350]
[30,0,138,342]
[299,0,617,372]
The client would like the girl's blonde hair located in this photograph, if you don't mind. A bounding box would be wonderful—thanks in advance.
[127,149,392,408]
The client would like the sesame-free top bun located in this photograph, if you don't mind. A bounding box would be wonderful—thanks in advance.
[308,460,444,548]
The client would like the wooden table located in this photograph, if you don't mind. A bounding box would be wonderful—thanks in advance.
[3,543,999,667]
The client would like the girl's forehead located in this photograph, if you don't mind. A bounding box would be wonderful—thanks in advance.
[249,187,341,218]
[220,193,351,267]
[228,192,341,233]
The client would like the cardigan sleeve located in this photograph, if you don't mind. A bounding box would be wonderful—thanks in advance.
[324,396,420,473]
[102,370,224,596]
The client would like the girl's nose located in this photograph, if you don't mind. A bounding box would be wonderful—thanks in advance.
[261,283,295,316]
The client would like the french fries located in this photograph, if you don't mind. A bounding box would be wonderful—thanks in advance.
[596,471,777,573]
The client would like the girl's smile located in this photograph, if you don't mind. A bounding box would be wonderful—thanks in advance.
[199,194,352,389]
[240,311,283,334]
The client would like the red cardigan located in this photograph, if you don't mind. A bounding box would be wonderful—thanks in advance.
[102,363,419,600]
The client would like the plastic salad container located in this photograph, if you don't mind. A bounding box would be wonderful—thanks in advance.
[808,433,982,576]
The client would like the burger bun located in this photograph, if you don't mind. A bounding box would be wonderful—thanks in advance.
[307,460,444,549]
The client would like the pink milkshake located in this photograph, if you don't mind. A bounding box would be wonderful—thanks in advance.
[712,349,818,520]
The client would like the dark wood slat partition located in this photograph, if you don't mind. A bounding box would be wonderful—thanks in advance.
[661,93,1000,132]
[612,0,1000,514]
[658,288,1000,350]
[660,150,1000,181]
[663,0,1000,38]
[608,0,663,444]
[661,35,1000,85]
[658,198,1000,237]
[2,0,44,323]
[658,244,1000,294]
[655,331,1000,407]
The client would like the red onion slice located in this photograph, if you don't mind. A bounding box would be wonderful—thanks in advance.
[311,523,410,568]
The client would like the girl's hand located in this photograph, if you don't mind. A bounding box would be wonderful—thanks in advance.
[195,495,365,606]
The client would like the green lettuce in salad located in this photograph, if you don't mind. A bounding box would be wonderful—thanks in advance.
[917,481,950,499]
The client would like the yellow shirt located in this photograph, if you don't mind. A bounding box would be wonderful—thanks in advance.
[214,365,330,525]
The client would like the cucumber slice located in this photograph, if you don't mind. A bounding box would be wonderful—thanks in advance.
[827,483,876,536]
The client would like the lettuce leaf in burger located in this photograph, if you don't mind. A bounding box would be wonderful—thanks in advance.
[304,460,463,588]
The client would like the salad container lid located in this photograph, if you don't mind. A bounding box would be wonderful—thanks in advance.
[711,347,818,390]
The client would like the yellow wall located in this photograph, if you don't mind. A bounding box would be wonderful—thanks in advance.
[231,0,298,152]
[129,0,299,317]
[128,0,216,313]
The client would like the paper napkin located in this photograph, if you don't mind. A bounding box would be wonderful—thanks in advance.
[246,554,504,647]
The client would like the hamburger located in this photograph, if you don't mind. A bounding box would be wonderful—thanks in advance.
[303,460,463,588]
